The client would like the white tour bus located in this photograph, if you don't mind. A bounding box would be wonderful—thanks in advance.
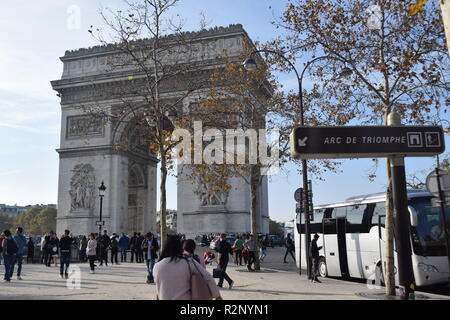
[294,190,450,287]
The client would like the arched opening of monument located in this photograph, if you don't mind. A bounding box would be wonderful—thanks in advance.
[114,114,158,236]
[127,164,146,235]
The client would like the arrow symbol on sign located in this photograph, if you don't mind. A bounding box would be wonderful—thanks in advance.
[298,137,308,147]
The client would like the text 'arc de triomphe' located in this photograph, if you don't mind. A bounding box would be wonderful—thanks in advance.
[51,24,269,238]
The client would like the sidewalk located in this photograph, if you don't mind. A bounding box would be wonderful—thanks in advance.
[0,247,448,300]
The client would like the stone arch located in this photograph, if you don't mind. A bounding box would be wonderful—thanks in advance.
[111,105,153,153]
[109,106,159,236]
[127,163,147,235]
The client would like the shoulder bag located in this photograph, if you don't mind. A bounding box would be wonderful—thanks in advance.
[186,258,214,300]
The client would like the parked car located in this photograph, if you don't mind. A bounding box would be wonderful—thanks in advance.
[226,236,236,246]
[269,235,284,247]
[209,237,220,251]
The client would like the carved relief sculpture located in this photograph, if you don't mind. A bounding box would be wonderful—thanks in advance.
[67,115,103,138]
[194,169,229,207]
[69,164,96,211]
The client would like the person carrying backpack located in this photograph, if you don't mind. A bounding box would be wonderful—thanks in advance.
[2,230,18,283]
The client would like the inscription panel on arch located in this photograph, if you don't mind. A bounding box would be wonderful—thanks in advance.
[66,115,104,139]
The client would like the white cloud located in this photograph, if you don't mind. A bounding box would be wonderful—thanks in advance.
[0,169,22,177]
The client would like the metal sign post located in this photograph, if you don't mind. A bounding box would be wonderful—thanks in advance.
[294,188,303,276]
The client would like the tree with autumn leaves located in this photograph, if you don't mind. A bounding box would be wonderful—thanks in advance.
[186,42,293,270]
[87,0,211,250]
[268,0,449,295]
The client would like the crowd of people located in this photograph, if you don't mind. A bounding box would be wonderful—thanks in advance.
[1,227,310,298]
[0,228,162,282]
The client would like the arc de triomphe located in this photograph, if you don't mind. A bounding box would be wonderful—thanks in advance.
[51,25,269,238]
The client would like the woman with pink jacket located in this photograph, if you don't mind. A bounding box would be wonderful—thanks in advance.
[153,235,222,300]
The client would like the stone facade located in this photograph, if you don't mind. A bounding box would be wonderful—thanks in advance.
[51,24,269,237]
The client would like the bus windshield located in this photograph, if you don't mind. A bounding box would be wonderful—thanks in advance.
[409,197,450,257]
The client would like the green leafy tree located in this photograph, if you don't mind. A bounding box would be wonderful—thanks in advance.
[13,207,40,235]
[36,207,57,235]
[12,207,57,236]
[269,219,284,237]
[0,214,13,232]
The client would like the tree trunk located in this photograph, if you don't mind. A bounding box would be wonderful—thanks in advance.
[250,166,260,270]
[384,110,396,296]
[384,159,396,295]
[159,147,168,253]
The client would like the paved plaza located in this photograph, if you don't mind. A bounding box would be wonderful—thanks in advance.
[1,247,448,300]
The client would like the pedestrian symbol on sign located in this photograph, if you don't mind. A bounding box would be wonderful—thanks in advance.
[407,132,422,147]
[425,132,441,148]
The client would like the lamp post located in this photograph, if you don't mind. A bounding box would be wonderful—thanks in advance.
[243,51,351,279]
[97,181,106,236]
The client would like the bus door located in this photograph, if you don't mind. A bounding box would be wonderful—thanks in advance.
[323,218,339,276]
[322,217,349,277]
[336,217,350,277]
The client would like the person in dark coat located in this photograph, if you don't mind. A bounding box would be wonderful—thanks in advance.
[283,233,296,263]
[58,230,74,278]
[136,233,145,263]
[129,232,138,263]
[26,237,35,264]
[79,236,88,262]
[45,231,58,267]
[99,230,111,266]
[216,233,234,289]
[310,233,323,283]
[110,234,119,265]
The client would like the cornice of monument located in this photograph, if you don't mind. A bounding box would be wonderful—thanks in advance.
[61,24,248,61]
[53,67,215,105]
[57,145,159,164]
[51,58,221,90]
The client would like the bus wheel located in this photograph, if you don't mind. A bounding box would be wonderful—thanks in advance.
[319,257,328,278]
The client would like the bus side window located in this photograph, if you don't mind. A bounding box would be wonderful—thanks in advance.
[314,209,324,221]
[310,209,324,234]
[332,207,346,218]
[323,208,333,219]
[346,204,366,233]
[372,202,386,227]
[362,203,375,232]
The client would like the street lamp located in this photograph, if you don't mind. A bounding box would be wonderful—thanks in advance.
[244,50,351,279]
[97,181,106,236]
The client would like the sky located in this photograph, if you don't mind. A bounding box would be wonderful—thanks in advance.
[0,0,448,223]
